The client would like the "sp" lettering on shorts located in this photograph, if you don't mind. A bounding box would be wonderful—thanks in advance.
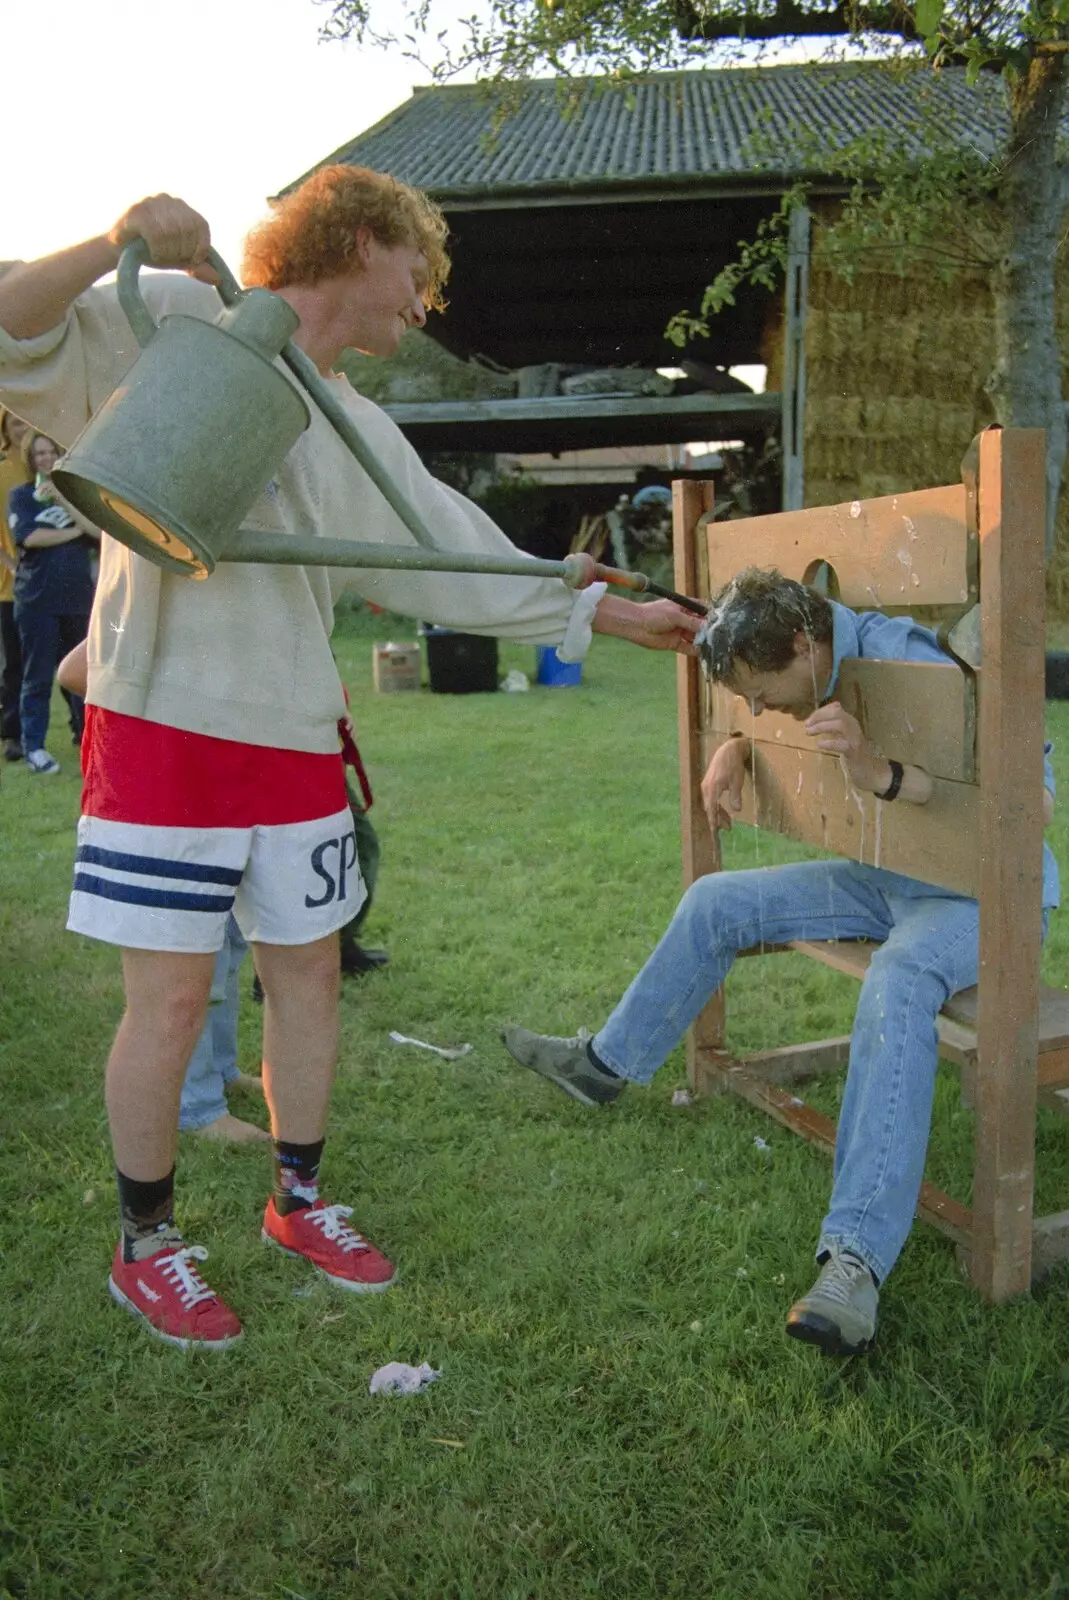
[68,708,364,953]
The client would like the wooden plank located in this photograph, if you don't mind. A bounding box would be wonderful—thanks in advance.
[945,985,1069,1053]
[1037,1048,1069,1088]
[707,737,980,896]
[971,429,1046,1303]
[726,1036,851,1085]
[707,660,977,784]
[675,479,724,1083]
[705,482,970,607]
[1032,1212,1069,1277]
[713,1068,974,1247]
[385,392,781,427]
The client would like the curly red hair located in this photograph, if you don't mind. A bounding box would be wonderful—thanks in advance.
[242,165,450,310]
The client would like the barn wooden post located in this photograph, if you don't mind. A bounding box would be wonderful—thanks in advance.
[781,204,811,512]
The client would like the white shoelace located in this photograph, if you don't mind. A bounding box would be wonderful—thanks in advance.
[305,1205,369,1254]
[815,1252,870,1306]
[155,1245,216,1309]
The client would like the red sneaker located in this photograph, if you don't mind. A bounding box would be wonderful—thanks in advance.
[108,1241,244,1350]
[262,1198,395,1293]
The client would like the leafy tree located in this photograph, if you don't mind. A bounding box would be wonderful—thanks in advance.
[319,0,1069,562]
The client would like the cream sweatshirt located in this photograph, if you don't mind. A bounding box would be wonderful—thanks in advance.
[0,273,602,752]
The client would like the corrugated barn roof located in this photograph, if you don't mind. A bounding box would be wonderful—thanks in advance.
[289,63,1011,201]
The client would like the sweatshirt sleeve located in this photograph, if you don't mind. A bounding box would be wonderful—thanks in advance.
[322,390,606,651]
[0,274,218,450]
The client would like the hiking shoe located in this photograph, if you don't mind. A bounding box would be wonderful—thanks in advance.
[785,1247,878,1356]
[262,1198,395,1293]
[500,1024,625,1107]
[108,1241,243,1350]
[25,749,60,775]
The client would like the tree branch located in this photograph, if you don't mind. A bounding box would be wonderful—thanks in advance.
[672,0,920,44]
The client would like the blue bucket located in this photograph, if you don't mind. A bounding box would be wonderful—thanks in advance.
[535,645,583,687]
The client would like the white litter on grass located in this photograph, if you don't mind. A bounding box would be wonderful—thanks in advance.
[369,1362,440,1396]
[753,1136,771,1152]
[500,669,530,693]
[671,1088,694,1107]
[389,1032,473,1060]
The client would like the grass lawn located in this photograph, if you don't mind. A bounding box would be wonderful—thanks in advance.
[1,606,1068,1600]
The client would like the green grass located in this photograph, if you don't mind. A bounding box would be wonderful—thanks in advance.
[1,608,1068,1600]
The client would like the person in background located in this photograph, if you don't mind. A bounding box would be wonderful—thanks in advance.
[179,916,269,1143]
[8,431,97,773]
[0,406,29,761]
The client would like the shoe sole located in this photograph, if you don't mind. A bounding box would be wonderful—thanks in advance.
[261,1229,395,1293]
[524,1062,603,1108]
[107,1275,243,1350]
[785,1310,872,1357]
[502,1037,616,1109]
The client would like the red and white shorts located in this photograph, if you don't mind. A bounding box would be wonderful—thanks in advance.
[68,708,363,953]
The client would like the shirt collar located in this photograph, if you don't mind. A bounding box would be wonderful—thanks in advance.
[823,601,859,700]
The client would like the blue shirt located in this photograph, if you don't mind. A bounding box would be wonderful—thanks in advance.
[8,480,94,615]
[823,601,1058,909]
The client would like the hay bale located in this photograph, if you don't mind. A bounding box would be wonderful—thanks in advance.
[794,208,1069,606]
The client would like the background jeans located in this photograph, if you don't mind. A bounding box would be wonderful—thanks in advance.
[15,606,89,752]
[594,859,1050,1283]
[179,917,248,1132]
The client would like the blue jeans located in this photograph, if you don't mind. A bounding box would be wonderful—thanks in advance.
[595,859,1049,1284]
[14,606,89,753]
[179,917,247,1131]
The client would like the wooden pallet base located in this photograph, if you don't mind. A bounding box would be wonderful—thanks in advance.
[694,1047,1069,1283]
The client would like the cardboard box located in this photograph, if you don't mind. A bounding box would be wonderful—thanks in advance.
[372,641,421,693]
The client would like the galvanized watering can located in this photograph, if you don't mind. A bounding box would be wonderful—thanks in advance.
[53,242,703,610]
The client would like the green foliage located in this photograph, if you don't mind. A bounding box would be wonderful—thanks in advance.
[666,185,806,344]
[317,0,1069,82]
[3,635,1069,1596]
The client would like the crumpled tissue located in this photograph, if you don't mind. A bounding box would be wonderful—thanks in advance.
[368,1361,440,1396]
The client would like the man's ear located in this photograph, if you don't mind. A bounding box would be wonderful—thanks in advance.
[792,631,812,659]
[348,227,374,271]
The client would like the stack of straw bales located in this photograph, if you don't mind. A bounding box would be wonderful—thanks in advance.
[764,206,1069,606]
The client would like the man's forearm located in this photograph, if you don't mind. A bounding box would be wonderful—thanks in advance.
[0,236,119,340]
[590,593,647,642]
[21,526,83,549]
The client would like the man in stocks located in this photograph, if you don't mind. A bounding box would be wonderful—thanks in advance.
[503,567,1058,1355]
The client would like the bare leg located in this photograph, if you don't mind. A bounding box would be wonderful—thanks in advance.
[254,933,341,1143]
[106,949,216,1179]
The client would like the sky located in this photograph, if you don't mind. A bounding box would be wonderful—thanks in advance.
[1,0,480,274]
[4,2,867,277]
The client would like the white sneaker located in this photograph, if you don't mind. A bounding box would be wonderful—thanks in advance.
[25,749,60,775]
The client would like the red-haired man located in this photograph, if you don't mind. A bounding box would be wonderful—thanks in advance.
[0,168,699,1350]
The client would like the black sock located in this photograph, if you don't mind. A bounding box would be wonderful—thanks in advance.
[273,1138,325,1215]
[586,1041,620,1079]
[117,1167,180,1263]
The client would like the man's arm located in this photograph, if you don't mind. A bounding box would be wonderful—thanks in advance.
[591,593,700,655]
[0,196,213,341]
[21,523,84,550]
[805,702,934,804]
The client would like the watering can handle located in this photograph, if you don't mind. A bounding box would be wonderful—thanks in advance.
[117,239,244,348]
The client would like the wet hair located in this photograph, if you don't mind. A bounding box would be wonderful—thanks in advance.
[241,164,450,311]
[696,567,833,681]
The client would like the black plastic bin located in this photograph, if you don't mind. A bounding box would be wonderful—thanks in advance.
[421,627,499,693]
